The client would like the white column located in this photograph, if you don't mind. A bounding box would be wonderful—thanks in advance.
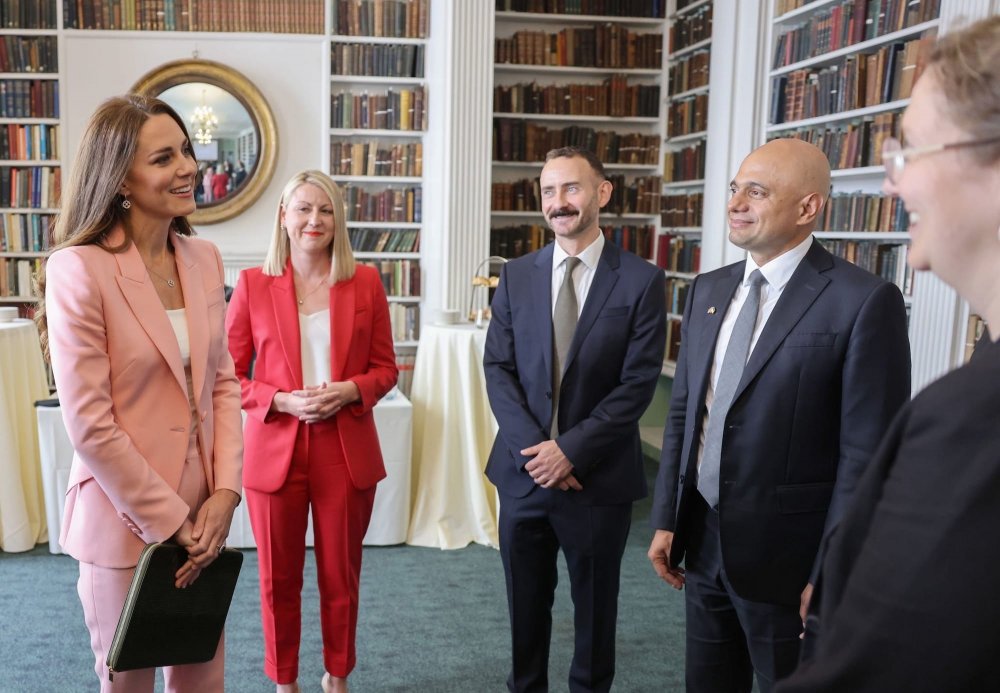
[421,0,494,323]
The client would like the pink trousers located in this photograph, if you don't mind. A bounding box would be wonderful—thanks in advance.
[77,425,225,692]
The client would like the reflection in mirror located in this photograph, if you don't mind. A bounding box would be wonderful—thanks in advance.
[132,59,278,225]
[158,82,258,206]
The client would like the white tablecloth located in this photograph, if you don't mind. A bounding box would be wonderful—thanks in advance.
[0,319,50,552]
[407,324,499,549]
[36,392,413,554]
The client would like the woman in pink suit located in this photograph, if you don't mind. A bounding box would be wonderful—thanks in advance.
[225,170,397,693]
[37,95,243,692]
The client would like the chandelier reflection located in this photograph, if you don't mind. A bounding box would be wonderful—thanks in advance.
[190,89,219,145]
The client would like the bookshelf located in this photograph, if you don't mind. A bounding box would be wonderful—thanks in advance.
[0,0,60,317]
[490,4,667,270]
[329,0,429,390]
[764,0,942,304]
[659,0,714,377]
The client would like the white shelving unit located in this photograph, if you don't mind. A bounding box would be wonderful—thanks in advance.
[0,5,61,315]
[490,7,666,270]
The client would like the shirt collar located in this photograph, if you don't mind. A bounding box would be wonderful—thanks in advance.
[744,234,813,290]
[553,231,605,271]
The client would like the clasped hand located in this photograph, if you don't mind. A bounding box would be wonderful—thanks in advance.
[521,440,582,491]
[279,381,360,423]
[171,488,240,588]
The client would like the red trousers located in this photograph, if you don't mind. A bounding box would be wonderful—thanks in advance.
[246,419,375,684]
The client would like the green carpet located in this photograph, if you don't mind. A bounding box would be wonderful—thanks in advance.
[0,464,687,691]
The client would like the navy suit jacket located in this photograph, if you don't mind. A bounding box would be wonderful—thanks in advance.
[651,239,911,606]
[484,240,666,505]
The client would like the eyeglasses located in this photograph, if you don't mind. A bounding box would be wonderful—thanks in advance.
[882,136,1000,184]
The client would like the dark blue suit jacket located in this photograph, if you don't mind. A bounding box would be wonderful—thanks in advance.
[484,240,667,505]
[651,239,911,606]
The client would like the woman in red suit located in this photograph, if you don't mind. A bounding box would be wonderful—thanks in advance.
[225,170,397,693]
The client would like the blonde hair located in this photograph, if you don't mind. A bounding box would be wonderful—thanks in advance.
[263,169,355,283]
[928,15,1000,165]
[36,94,195,359]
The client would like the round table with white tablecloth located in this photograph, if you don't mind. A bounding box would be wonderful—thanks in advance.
[407,323,499,549]
[0,318,50,552]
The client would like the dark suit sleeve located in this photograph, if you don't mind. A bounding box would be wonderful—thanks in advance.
[483,263,549,471]
[557,267,667,476]
[650,274,699,531]
[811,280,910,581]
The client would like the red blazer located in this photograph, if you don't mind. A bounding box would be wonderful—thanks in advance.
[225,261,397,492]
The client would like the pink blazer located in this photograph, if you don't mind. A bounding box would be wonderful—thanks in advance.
[46,228,243,568]
[225,262,397,492]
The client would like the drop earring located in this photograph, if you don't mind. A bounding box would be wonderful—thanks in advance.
[121,197,131,210]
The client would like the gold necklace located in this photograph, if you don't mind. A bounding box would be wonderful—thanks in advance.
[144,263,177,288]
[295,277,328,305]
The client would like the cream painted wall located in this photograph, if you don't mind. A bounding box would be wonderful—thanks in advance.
[61,34,326,256]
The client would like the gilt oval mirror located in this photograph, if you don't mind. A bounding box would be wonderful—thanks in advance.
[132,59,278,225]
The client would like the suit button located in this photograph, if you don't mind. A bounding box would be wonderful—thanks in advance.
[679,475,686,484]
[545,391,552,399]
[201,411,207,421]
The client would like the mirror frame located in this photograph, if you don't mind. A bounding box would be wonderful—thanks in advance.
[132,59,278,225]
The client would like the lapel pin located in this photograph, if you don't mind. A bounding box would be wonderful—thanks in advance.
[707,307,717,314]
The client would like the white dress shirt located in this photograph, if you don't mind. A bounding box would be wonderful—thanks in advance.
[551,232,605,317]
[697,235,814,470]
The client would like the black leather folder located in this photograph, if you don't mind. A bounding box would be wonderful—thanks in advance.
[106,542,243,678]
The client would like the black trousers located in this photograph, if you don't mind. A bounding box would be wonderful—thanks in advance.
[683,495,803,693]
[498,487,632,693]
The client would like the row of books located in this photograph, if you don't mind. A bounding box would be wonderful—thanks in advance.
[661,192,703,228]
[395,352,414,397]
[0,165,60,209]
[492,120,659,165]
[670,4,712,54]
[494,0,665,18]
[819,239,913,295]
[771,36,929,125]
[0,79,59,118]
[603,224,655,260]
[494,26,662,70]
[663,140,705,182]
[665,317,681,362]
[348,227,419,253]
[332,0,428,39]
[665,277,691,315]
[493,79,660,118]
[657,234,700,273]
[1,123,59,161]
[1,0,56,29]
[607,174,661,215]
[774,111,899,170]
[667,93,708,136]
[358,258,420,296]
[492,179,539,212]
[490,224,552,259]
[774,0,808,15]
[387,301,419,342]
[0,256,39,298]
[0,211,54,252]
[343,184,421,223]
[819,192,908,233]
[773,0,941,68]
[331,42,425,78]
[64,0,326,33]
[669,49,710,97]
[330,87,426,131]
[330,140,423,177]
[0,36,57,73]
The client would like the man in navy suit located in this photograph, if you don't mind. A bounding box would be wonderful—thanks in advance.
[647,139,911,693]
[484,147,666,693]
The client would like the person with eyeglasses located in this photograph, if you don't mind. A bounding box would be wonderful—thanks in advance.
[778,15,1000,692]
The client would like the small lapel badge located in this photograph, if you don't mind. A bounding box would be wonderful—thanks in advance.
[707,307,717,315]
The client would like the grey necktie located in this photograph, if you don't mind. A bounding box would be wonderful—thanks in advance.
[551,256,581,437]
[698,269,766,508]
